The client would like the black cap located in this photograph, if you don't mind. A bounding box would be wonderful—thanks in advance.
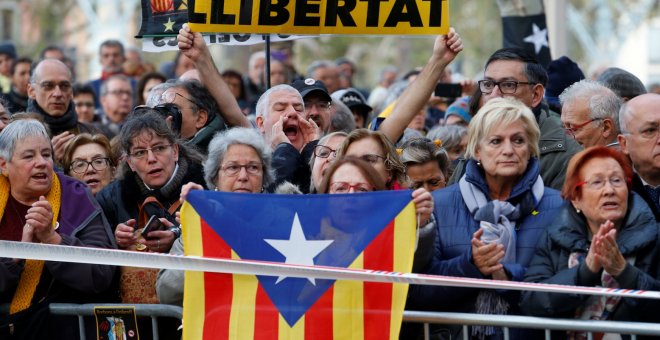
[332,88,372,113]
[291,78,332,102]
[0,42,17,59]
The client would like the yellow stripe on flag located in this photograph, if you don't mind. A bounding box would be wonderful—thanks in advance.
[389,202,416,339]
[279,313,304,339]
[228,250,258,340]
[182,203,205,340]
[333,253,364,340]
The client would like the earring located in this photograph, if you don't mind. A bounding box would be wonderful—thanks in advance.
[476,160,481,167]
[576,208,581,214]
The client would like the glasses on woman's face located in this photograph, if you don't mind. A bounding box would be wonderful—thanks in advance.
[358,154,386,165]
[408,177,446,190]
[576,175,627,191]
[220,162,263,176]
[129,144,172,159]
[329,181,374,193]
[314,145,337,159]
[70,157,111,174]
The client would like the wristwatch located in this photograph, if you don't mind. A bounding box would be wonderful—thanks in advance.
[169,226,182,239]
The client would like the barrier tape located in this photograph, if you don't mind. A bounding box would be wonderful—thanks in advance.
[1,240,658,300]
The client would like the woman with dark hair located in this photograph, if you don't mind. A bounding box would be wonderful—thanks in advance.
[136,71,167,106]
[521,146,660,337]
[96,110,206,253]
[61,133,116,195]
[222,69,250,115]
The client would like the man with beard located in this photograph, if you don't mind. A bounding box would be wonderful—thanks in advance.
[291,78,333,133]
[27,59,98,164]
[255,84,321,193]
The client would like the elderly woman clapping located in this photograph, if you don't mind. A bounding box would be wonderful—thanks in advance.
[521,147,660,336]
[408,98,565,339]
[157,127,274,306]
[0,119,115,339]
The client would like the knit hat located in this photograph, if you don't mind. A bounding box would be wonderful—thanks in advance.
[545,56,585,108]
[0,41,16,59]
[597,67,647,99]
[444,97,471,124]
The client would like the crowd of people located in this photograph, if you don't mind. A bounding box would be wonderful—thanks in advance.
[1,23,660,339]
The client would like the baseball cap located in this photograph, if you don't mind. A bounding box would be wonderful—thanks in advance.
[331,88,372,113]
[291,78,331,102]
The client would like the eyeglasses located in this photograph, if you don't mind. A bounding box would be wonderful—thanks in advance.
[161,91,196,106]
[220,162,263,176]
[409,177,446,190]
[576,175,628,190]
[37,81,72,92]
[129,144,172,159]
[314,145,337,159]
[304,100,332,111]
[563,118,602,137]
[106,89,132,97]
[478,80,535,94]
[74,101,95,108]
[359,154,386,165]
[70,157,111,174]
[329,181,374,193]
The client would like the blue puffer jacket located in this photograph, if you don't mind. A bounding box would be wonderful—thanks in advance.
[408,158,565,315]
[520,193,660,325]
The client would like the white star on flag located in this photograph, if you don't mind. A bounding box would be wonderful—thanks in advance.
[265,213,333,285]
[523,23,549,55]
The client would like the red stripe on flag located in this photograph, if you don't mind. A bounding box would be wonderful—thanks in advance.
[254,284,279,339]
[304,285,334,340]
[363,221,395,339]
[201,219,232,340]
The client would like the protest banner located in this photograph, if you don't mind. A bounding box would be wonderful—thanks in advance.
[187,0,449,36]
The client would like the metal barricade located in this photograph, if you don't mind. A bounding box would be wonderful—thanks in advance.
[402,311,660,340]
[48,303,183,340]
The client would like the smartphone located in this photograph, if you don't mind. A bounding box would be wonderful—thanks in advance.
[141,215,164,236]
[435,83,463,98]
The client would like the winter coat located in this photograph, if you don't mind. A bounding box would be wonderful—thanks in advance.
[520,193,660,325]
[406,158,564,339]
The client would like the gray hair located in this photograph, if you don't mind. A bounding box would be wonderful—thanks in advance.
[0,119,51,160]
[329,98,355,134]
[306,60,336,79]
[204,127,274,190]
[249,51,266,70]
[100,74,132,96]
[99,39,125,55]
[619,101,632,134]
[399,138,451,178]
[255,84,301,119]
[559,79,623,132]
[426,124,468,153]
[146,81,177,107]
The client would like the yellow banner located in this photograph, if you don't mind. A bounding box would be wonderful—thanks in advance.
[187,0,449,35]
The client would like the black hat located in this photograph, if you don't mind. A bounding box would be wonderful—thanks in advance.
[331,88,372,113]
[0,42,16,59]
[545,56,585,108]
[291,78,331,102]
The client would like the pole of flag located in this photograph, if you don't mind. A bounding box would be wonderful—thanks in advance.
[264,34,271,89]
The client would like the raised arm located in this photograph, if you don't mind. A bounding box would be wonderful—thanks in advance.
[379,28,463,142]
[178,24,251,128]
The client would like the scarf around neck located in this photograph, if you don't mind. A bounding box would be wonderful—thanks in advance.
[27,99,78,136]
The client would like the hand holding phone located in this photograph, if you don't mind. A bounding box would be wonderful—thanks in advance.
[141,215,165,236]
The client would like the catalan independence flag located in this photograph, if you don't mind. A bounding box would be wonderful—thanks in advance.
[180,190,416,339]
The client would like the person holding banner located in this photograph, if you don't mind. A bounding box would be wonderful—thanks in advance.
[521,146,660,337]
[0,119,116,339]
[157,127,275,306]
[408,98,565,339]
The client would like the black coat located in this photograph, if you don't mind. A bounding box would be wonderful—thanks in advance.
[520,193,660,325]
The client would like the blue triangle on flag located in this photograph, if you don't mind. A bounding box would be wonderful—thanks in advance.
[186,190,412,326]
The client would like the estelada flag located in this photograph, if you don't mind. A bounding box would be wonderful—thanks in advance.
[181,190,417,339]
[137,0,188,37]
